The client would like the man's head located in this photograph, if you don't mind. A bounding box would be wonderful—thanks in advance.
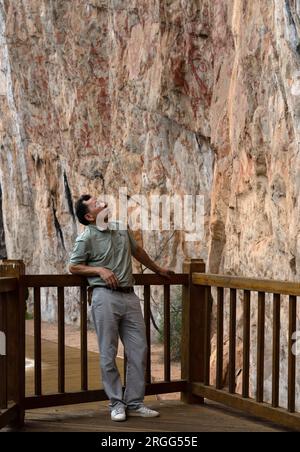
[75,194,108,226]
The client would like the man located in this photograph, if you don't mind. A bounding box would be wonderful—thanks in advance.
[68,194,173,422]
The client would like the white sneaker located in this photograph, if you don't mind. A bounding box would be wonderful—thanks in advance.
[128,406,160,418]
[111,406,126,422]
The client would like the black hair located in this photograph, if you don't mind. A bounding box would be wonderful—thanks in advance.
[75,194,92,226]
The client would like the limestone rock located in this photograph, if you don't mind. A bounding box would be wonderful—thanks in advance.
[0,0,299,409]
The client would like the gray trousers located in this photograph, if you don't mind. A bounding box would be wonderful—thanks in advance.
[91,287,147,410]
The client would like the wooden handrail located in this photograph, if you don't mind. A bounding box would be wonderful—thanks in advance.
[193,273,300,296]
[21,273,189,288]
[191,271,300,431]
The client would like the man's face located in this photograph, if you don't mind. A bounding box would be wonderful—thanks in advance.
[83,197,108,223]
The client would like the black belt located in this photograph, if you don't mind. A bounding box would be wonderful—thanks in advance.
[94,286,134,294]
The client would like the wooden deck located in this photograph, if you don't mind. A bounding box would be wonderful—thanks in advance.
[0,336,287,431]
[2,400,290,432]
[1,266,299,432]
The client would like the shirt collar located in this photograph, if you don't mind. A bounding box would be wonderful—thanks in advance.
[88,223,111,232]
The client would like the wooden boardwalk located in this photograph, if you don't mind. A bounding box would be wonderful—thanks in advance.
[3,400,290,432]
[2,268,299,432]
[0,335,291,432]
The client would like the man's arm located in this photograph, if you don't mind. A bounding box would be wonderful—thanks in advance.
[68,264,119,289]
[69,264,100,276]
[131,246,174,278]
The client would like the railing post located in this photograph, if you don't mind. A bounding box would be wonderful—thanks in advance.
[181,259,206,404]
[0,292,7,410]
[0,260,26,427]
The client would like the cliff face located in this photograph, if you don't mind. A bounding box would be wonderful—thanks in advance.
[209,0,300,283]
[0,1,300,405]
[0,0,214,279]
[0,184,7,258]
[2,0,300,281]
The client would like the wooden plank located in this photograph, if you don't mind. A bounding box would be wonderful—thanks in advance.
[164,285,171,382]
[135,274,188,286]
[192,383,300,432]
[272,294,280,408]
[0,404,19,430]
[193,273,300,297]
[145,380,187,396]
[0,294,7,409]
[24,381,187,410]
[7,290,21,407]
[57,287,65,394]
[288,295,297,413]
[17,281,26,427]
[204,286,211,386]
[144,285,151,384]
[25,389,108,409]
[18,400,289,433]
[181,260,206,404]
[21,275,88,288]
[256,292,265,403]
[80,287,88,391]
[242,290,251,398]
[229,289,237,394]
[0,278,18,293]
[22,274,188,288]
[34,288,42,396]
[216,287,224,390]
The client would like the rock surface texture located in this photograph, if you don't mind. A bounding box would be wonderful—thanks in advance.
[0,1,300,408]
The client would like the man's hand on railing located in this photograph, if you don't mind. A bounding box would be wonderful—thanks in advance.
[98,267,119,289]
[157,267,175,281]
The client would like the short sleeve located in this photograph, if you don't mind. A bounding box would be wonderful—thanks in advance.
[127,228,138,254]
[69,238,90,265]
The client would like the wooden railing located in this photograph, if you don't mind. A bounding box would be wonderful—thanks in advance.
[16,265,196,412]
[0,277,25,430]
[189,273,300,431]
[1,259,300,431]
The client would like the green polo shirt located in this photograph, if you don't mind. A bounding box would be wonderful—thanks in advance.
[69,222,138,287]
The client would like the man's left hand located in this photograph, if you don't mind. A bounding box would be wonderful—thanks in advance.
[157,267,175,280]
